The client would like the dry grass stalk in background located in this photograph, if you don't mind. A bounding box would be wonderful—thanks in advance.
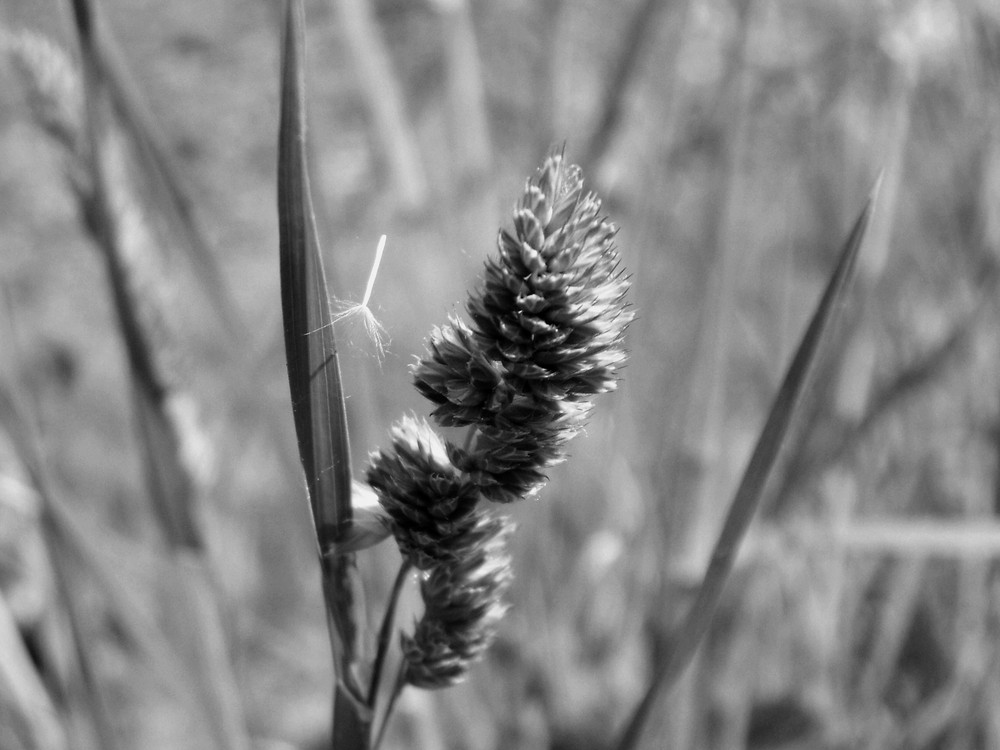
[330,0,427,210]
[67,0,242,337]
[4,2,251,747]
[70,1,251,745]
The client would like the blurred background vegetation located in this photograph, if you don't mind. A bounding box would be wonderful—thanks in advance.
[1,0,1000,748]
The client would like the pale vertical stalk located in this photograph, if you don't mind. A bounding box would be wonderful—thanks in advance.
[66,0,243,339]
[533,0,563,155]
[675,7,757,584]
[432,0,496,261]
[593,0,693,189]
[163,557,253,750]
[330,0,427,210]
[580,0,670,175]
[433,0,492,181]
[854,559,925,704]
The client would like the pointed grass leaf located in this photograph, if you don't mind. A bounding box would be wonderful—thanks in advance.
[278,2,371,743]
[278,0,353,545]
[615,180,880,750]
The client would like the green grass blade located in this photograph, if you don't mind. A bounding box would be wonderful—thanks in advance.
[278,1,371,745]
[70,0,202,551]
[615,180,880,750]
[278,0,352,545]
[69,0,245,339]
[65,8,253,747]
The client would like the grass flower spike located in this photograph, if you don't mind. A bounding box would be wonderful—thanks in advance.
[367,153,629,742]
[367,415,481,571]
[401,515,514,689]
[415,154,632,502]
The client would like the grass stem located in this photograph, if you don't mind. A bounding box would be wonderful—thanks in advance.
[367,560,412,706]
[372,665,406,750]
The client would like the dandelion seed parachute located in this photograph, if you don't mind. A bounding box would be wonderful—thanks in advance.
[330,234,389,357]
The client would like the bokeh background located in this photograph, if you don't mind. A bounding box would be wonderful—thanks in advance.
[2,0,1000,748]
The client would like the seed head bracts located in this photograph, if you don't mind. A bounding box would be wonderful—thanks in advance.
[414,154,632,502]
[400,515,513,689]
[367,153,630,697]
[367,415,481,571]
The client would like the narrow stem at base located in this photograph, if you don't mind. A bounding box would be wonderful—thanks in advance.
[372,664,407,750]
[368,560,412,706]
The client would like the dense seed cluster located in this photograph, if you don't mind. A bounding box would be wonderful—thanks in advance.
[414,154,632,503]
[368,154,630,689]
[400,517,513,689]
[366,415,481,571]
[368,417,515,686]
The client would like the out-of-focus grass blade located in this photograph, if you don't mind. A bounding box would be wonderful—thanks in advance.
[0,380,236,746]
[130,385,202,548]
[615,179,880,750]
[70,0,201,552]
[43,488,195,697]
[67,7,252,749]
[278,1,371,746]
[0,385,119,750]
[68,0,244,339]
[0,591,66,750]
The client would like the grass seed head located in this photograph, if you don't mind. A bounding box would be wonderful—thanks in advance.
[413,153,632,503]
[400,515,514,689]
[366,415,481,571]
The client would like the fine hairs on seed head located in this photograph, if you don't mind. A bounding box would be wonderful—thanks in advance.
[329,234,389,359]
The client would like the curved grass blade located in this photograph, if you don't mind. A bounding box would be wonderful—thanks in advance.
[278,0,371,745]
[278,0,352,548]
[615,178,881,750]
